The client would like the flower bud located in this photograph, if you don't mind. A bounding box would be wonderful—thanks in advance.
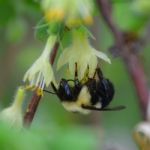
[134,122,150,150]
[0,87,26,128]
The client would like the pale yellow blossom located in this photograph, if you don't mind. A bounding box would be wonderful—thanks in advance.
[23,35,57,88]
[42,0,93,27]
[0,87,25,128]
[57,30,111,80]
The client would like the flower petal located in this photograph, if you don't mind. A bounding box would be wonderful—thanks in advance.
[57,48,71,70]
[77,54,90,79]
[42,60,54,86]
[88,55,97,77]
[23,35,57,87]
[68,59,75,77]
[92,49,111,64]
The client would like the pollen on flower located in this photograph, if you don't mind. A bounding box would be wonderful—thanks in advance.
[45,9,65,22]
[83,15,93,25]
[66,19,82,28]
[36,87,44,96]
[42,0,94,27]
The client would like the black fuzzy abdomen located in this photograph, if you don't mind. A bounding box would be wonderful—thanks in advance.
[97,78,115,108]
[85,79,100,106]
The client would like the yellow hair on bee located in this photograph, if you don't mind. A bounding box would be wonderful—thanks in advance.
[62,86,91,114]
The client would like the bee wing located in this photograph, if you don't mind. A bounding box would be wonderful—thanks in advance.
[81,105,126,111]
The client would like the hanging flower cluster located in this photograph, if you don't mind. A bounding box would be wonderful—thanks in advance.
[0,0,112,128]
[57,29,110,80]
[42,0,94,27]
[23,0,111,91]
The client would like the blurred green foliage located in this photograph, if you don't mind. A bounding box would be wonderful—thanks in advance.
[0,122,97,150]
[0,0,150,150]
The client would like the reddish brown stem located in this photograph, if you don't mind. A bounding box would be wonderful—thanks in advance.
[96,0,149,119]
[96,0,123,48]
[50,42,59,64]
[24,42,59,126]
[123,54,148,117]
[24,92,41,125]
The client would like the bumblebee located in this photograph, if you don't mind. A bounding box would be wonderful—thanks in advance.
[45,64,125,114]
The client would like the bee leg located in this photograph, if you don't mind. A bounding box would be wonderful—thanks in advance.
[75,62,78,80]
[93,67,103,79]
[43,89,56,95]
[92,69,97,79]
[81,65,89,83]
[86,65,89,78]
[74,62,79,85]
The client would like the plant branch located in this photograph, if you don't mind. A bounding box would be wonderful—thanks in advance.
[50,42,59,64]
[23,92,42,125]
[24,42,59,126]
[96,0,149,119]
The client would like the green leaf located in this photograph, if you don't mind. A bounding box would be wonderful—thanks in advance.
[34,19,49,41]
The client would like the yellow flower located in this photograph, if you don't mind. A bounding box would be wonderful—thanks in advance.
[57,30,111,80]
[0,87,25,128]
[23,35,57,88]
[43,0,66,22]
[42,0,93,27]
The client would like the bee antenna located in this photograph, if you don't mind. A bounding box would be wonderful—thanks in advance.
[51,82,58,93]
[93,67,103,79]
[74,62,78,79]
[96,68,103,79]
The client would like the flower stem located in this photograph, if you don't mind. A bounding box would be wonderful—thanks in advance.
[96,0,149,120]
[23,91,42,125]
[24,42,59,126]
[50,42,59,64]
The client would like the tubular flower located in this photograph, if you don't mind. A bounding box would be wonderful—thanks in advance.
[42,0,94,27]
[57,30,111,80]
[23,35,57,88]
[0,87,25,128]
